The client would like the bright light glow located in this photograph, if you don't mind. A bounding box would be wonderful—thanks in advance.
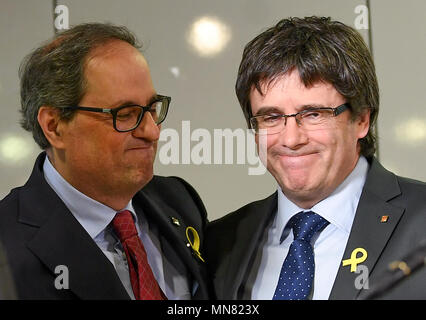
[170,66,180,78]
[395,118,426,144]
[0,135,34,163]
[187,16,231,57]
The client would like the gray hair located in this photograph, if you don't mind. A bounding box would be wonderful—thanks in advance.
[19,22,142,149]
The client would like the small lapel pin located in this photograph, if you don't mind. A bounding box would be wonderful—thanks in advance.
[380,215,389,223]
[170,216,181,226]
[185,226,205,263]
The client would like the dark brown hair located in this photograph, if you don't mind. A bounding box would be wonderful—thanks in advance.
[235,16,379,157]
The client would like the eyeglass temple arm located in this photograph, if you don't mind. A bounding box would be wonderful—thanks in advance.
[64,105,113,113]
[334,103,350,116]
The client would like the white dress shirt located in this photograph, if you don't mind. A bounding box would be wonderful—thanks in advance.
[42,156,190,299]
[249,156,369,300]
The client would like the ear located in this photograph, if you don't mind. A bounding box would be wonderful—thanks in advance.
[37,106,66,149]
[356,108,371,139]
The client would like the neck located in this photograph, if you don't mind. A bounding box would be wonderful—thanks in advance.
[46,150,136,211]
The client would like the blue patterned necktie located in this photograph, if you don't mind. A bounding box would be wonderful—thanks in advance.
[273,211,329,300]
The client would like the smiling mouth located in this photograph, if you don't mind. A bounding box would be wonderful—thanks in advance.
[279,152,318,158]
[277,153,319,166]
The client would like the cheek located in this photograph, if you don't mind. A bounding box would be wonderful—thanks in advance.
[256,134,279,153]
[70,129,123,166]
[322,129,359,174]
[255,133,277,164]
[312,127,342,151]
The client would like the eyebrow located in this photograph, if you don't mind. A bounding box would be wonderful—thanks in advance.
[253,104,328,116]
[109,94,159,108]
[253,107,282,116]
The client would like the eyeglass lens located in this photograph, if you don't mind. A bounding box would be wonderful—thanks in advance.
[115,101,166,131]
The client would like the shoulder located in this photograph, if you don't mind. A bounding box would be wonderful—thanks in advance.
[366,157,426,200]
[0,152,46,216]
[396,175,426,194]
[207,192,277,237]
[393,175,426,222]
[367,160,426,233]
[0,187,20,211]
[140,175,208,224]
[146,175,203,198]
[377,162,426,205]
[366,157,426,208]
[0,185,27,226]
[205,192,277,277]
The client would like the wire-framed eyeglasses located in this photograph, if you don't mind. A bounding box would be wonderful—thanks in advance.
[249,103,350,134]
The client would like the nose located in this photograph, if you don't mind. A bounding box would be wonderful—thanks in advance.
[277,116,308,149]
[132,112,160,141]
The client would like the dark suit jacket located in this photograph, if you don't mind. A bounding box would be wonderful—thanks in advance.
[0,240,16,299]
[0,152,211,299]
[205,157,426,299]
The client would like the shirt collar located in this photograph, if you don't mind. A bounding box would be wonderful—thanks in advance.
[43,155,137,239]
[275,156,369,242]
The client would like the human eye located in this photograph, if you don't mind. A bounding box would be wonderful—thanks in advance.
[263,114,282,123]
[116,106,139,120]
[302,109,322,119]
[301,108,334,122]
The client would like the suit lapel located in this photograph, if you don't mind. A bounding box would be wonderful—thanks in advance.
[19,153,129,299]
[220,193,277,299]
[134,189,208,297]
[329,159,405,299]
[26,207,129,299]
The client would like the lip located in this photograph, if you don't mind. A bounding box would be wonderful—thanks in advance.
[128,146,153,150]
[278,152,319,166]
[278,151,318,158]
[280,153,313,157]
[126,144,155,151]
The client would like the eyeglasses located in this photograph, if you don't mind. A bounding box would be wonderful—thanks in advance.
[249,103,350,135]
[61,95,171,132]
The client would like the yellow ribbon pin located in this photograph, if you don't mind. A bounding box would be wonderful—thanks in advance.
[185,226,205,262]
[342,248,367,272]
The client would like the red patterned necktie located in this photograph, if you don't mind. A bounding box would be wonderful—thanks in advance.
[112,210,165,300]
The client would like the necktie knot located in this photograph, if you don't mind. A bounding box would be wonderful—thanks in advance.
[273,211,329,300]
[289,211,329,242]
[112,210,138,241]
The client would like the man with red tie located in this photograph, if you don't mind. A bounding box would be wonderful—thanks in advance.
[0,23,210,299]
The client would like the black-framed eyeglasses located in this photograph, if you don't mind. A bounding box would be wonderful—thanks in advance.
[249,103,350,135]
[61,95,171,132]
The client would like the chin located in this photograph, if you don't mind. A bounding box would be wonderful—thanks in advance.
[272,165,309,188]
[121,165,153,191]
[276,171,318,193]
[135,169,154,188]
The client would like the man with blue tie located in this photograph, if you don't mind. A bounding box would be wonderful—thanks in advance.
[0,23,210,300]
[205,16,426,300]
